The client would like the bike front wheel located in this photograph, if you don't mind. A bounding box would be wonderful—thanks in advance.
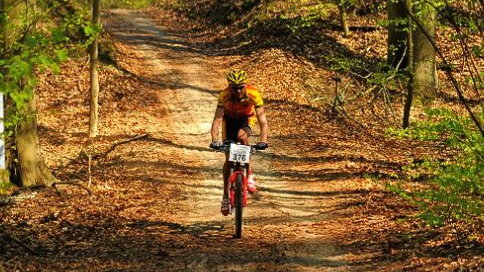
[234,173,243,238]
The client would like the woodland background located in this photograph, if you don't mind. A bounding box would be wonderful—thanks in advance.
[0,0,482,271]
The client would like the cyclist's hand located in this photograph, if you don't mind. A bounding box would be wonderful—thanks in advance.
[210,141,223,149]
[255,142,269,150]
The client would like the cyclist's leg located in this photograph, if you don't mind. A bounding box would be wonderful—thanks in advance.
[222,117,239,200]
[221,154,231,215]
[221,117,239,215]
[223,156,230,199]
[236,128,250,145]
[236,126,257,193]
[236,125,251,168]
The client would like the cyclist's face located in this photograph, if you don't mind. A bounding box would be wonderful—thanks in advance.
[230,84,246,99]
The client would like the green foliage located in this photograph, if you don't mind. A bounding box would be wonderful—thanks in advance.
[2,34,67,115]
[323,55,378,76]
[257,1,335,34]
[323,54,408,90]
[102,0,155,9]
[0,172,13,194]
[438,1,483,33]
[0,0,90,130]
[83,22,102,48]
[334,0,358,9]
[273,3,330,33]
[387,108,484,226]
[0,0,89,189]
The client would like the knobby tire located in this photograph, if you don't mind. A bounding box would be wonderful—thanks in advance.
[235,173,243,238]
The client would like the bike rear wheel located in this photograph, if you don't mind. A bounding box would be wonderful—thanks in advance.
[234,173,243,238]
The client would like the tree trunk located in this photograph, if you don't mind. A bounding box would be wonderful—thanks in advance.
[403,1,436,128]
[402,3,414,128]
[412,1,436,102]
[387,0,409,69]
[89,0,100,137]
[338,4,351,37]
[0,0,9,186]
[13,92,57,187]
[1,0,55,187]
[0,0,5,50]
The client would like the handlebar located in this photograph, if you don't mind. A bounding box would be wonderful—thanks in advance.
[210,142,266,153]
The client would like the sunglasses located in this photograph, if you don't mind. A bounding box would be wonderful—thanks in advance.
[231,85,245,91]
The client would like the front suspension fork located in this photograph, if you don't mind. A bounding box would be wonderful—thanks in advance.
[228,167,248,207]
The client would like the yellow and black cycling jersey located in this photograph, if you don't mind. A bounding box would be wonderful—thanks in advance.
[217,84,264,126]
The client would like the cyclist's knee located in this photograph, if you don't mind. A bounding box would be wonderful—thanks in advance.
[223,161,233,170]
[237,129,249,145]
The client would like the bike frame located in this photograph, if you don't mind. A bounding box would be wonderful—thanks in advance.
[228,162,249,207]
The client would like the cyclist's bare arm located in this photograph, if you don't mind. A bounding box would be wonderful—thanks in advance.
[211,106,224,142]
[255,107,268,143]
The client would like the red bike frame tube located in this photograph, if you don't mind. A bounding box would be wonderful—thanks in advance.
[229,170,248,207]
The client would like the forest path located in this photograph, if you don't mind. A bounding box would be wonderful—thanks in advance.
[103,9,349,271]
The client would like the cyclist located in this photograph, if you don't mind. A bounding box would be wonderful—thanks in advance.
[210,69,269,216]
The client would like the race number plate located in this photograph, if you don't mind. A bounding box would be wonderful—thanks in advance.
[228,143,251,163]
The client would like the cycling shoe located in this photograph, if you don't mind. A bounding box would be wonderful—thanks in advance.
[221,198,231,216]
[247,174,257,194]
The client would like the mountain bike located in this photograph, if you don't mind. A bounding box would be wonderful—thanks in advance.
[214,141,262,238]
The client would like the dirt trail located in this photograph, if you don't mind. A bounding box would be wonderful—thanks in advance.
[104,9,348,271]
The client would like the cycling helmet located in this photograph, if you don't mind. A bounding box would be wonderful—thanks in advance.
[226,69,248,85]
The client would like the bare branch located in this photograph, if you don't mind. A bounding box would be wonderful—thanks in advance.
[52,181,92,196]
[92,134,150,160]
[402,4,484,137]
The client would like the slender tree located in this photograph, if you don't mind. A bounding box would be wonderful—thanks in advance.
[0,0,8,185]
[0,1,4,40]
[89,0,100,137]
[402,1,414,128]
[337,1,351,36]
[387,0,410,69]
